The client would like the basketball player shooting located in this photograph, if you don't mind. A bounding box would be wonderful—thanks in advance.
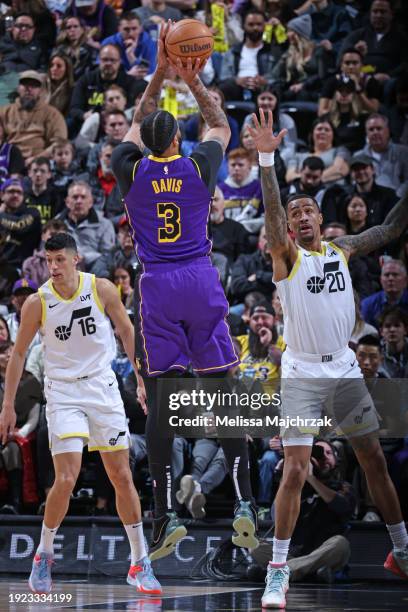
[0,233,162,596]
[111,21,258,561]
[246,110,408,609]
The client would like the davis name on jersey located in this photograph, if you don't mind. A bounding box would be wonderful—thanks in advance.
[38,272,116,380]
[276,242,355,355]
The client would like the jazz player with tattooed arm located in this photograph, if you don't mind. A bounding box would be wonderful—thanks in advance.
[246,110,408,609]
[0,233,162,597]
[111,20,258,562]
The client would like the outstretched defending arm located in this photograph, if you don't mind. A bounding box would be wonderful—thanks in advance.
[122,21,171,147]
[167,57,231,153]
[246,110,298,280]
[333,191,408,258]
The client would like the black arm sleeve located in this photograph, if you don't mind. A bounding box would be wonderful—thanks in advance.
[190,140,224,196]
[111,141,144,198]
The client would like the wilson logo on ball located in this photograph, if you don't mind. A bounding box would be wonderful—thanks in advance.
[179,42,212,53]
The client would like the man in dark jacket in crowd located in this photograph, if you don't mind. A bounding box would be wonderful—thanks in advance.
[0,13,47,73]
[69,44,146,134]
[0,178,41,267]
[230,226,273,303]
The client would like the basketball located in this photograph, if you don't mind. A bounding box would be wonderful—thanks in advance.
[165,19,214,67]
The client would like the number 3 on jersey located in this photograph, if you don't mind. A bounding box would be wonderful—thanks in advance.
[157,202,181,243]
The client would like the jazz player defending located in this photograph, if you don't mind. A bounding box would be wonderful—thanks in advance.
[112,21,258,561]
[246,111,408,609]
[0,233,161,596]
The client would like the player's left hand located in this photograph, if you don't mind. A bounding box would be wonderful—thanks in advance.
[168,56,206,86]
[247,109,287,153]
[157,19,172,74]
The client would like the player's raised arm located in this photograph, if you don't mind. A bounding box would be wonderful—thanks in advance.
[168,57,231,153]
[122,20,172,147]
[246,110,298,278]
[0,294,42,444]
[333,189,408,259]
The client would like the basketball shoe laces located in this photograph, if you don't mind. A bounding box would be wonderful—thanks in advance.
[265,567,286,593]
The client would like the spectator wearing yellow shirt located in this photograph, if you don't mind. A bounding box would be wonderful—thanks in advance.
[237,302,285,394]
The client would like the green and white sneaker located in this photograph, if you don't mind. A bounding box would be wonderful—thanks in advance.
[261,563,290,609]
[232,500,259,549]
[149,512,187,562]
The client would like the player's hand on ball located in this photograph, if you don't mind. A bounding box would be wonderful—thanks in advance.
[0,404,16,445]
[247,109,288,153]
[168,56,206,85]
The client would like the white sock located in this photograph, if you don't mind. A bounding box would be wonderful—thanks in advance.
[124,522,147,565]
[387,521,408,550]
[193,480,201,494]
[37,522,59,554]
[271,537,291,565]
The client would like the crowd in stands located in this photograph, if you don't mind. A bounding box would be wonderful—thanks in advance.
[0,0,408,529]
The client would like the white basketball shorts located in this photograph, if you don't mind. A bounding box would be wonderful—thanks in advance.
[44,369,130,456]
[280,346,379,446]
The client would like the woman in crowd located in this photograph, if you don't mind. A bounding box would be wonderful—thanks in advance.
[46,52,74,116]
[112,266,134,310]
[0,316,10,343]
[325,75,366,152]
[243,85,297,164]
[56,16,98,79]
[286,118,350,184]
[270,14,332,101]
[345,194,369,235]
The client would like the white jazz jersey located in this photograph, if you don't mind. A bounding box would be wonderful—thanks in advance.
[276,242,355,355]
[38,272,116,380]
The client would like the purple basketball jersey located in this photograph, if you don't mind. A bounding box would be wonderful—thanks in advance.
[124,155,212,263]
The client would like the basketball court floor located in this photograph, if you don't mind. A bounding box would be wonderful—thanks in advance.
[2,576,408,611]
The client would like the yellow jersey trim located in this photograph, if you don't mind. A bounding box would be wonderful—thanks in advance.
[305,243,327,257]
[189,156,201,178]
[91,274,104,313]
[132,158,142,181]
[38,288,46,327]
[148,154,181,163]
[58,433,89,440]
[288,249,303,281]
[194,358,240,373]
[88,444,128,452]
[48,272,84,303]
[328,242,349,268]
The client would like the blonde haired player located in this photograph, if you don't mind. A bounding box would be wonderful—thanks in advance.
[0,233,161,596]
[247,110,408,608]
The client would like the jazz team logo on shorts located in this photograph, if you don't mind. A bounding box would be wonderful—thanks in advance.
[306,262,346,295]
[109,431,126,446]
[54,307,96,341]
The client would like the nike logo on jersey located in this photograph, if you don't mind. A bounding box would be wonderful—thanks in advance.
[350,360,356,367]
[304,254,312,257]
[49,303,59,309]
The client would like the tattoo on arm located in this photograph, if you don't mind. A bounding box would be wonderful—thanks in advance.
[334,191,408,256]
[260,165,288,251]
[133,70,166,125]
[188,76,229,131]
